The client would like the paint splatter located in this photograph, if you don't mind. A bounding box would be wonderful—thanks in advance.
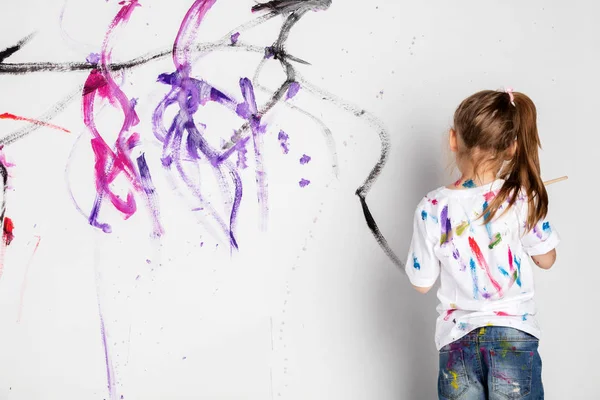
[494,311,510,316]
[457,322,468,330]
[299,154,311,164]
[421,210,427,220]
[299,178,310,188]
[278,130,290,154]
[498,266,509,277]
[522,313,529,321]
[230,32,240,44]
[86,52,101,64]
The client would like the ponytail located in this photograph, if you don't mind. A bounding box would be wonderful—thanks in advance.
[484,92,548,232]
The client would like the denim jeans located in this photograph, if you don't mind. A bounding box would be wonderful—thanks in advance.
[438,326,543,399]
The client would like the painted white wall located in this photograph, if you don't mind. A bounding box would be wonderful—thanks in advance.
[0,0,592,399]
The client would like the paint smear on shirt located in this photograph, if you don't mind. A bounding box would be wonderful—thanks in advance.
[469,258,479,299]
[440,205,452,245]
[413,254,421,270]
[456,221,469,236]
[513,255,522,287]
[444,309,457,321]
[469,237,503,297]
[489,232,502,249]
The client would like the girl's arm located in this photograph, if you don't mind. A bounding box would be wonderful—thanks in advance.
[412,284,433,294]
[531,248,557,270]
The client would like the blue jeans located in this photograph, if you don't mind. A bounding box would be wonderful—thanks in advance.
[438,327,543,399]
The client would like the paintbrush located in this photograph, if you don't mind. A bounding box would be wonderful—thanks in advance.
[543,175,568,186]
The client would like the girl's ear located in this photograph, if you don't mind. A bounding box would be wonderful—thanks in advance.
[449,128,458,152]
[505,140,517,160]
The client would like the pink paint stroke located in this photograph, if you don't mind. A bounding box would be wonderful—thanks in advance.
[81,0,163,236]
[16,235,41,323]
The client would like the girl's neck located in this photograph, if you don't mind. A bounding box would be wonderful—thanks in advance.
[449,174,498,190]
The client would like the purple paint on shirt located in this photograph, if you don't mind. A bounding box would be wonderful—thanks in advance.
[286,82,301,99]
[230,32,240,44]
[299,154,311,164]
[299,178,310,188]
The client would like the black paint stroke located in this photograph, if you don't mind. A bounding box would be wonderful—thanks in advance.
[0,32,36,63]
[252,0,332,14]
[295,75,403,268]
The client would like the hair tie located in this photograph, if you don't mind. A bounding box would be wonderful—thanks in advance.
[505,87,516,106]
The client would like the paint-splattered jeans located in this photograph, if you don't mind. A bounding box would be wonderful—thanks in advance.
[438,326,543,400]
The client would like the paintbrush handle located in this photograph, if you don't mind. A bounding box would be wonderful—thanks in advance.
[543,176,568,186]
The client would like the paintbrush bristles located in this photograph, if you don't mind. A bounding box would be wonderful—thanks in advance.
[543,176,568,186]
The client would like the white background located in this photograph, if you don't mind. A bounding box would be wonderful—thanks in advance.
[0,0,592,399]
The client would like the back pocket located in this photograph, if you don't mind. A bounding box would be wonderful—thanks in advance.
[438,349,469,399]
[490,348,533,399]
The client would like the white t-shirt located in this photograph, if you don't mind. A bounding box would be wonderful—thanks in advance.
[405,179,560,350]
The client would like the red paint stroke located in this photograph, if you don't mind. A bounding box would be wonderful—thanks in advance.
[3,216,14,245]
[443,309,457,321]
[469,236,503,296]
[0,112,70,133]
[508,247,514,272]
[494,311,511,316]
[0,216,14,280]
[17,235,41,323]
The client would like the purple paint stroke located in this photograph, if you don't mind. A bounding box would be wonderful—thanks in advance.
[299,154,311,164]
[299,178,310,187]
[440,205,451,245]
[278,130,289,154]
[230,32,240,44]
[136,154,163,237]
[286,81,300,99]
[152,0,265,249]
[98,310,116,400]
[239,78,269,230]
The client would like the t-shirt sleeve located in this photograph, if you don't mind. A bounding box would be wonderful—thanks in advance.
[518,198,560,256]
[405,198,440,287]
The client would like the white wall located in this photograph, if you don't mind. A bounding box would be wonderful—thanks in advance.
[0,0,593,399]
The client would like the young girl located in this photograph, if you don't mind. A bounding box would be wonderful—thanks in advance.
[406,89,559,399]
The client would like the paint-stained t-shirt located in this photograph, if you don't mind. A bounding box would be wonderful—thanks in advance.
[405,179,560,351]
